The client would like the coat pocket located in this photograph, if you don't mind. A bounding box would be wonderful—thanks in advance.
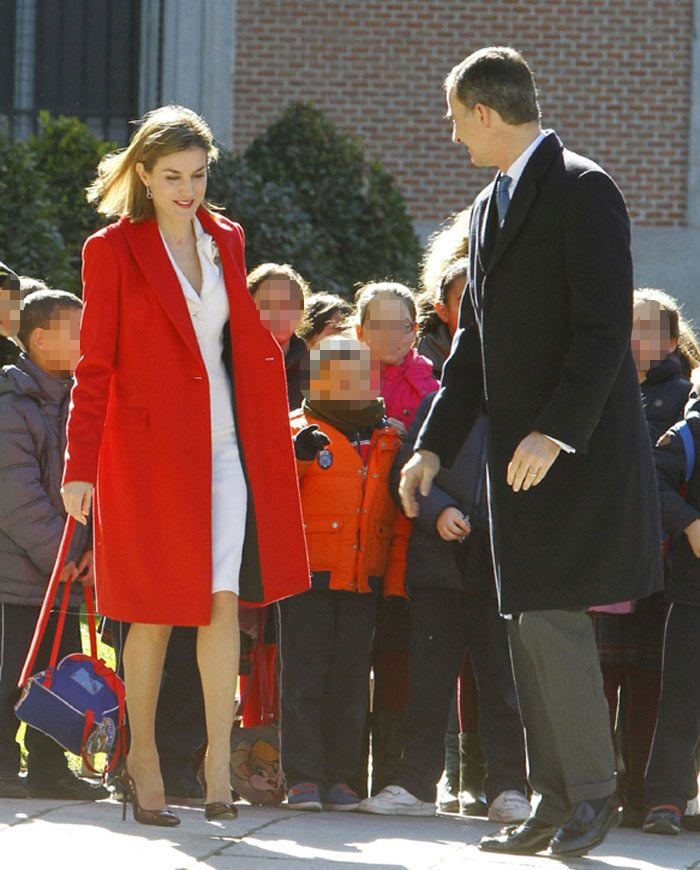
[105,405,148,431]
[303,516,343,573]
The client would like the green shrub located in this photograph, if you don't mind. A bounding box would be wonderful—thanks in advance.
[0,132,69,287]
[27,112,113,290]
[209,103,420,295]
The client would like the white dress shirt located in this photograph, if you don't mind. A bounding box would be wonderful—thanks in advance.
[161,217,236,434]
[501,130,575,455]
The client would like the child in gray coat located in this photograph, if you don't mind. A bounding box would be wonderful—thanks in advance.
[0,288,106,800]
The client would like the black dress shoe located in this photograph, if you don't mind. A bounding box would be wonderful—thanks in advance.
[549,795,623,858]
[27,774,109,801]
[479,816,558,854]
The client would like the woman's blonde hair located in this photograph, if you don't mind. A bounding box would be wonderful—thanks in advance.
[87,105,219,221]
[419,207,471,299]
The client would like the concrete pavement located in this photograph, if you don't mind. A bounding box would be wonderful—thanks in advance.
[1,798,699,869]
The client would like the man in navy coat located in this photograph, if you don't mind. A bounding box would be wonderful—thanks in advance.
[400,46,662,858]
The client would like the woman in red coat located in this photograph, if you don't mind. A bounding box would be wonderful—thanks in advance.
[61,105,309,826]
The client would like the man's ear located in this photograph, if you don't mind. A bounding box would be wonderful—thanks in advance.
[27,327,43,353]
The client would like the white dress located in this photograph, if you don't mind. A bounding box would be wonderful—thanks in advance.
[161,218,247,595]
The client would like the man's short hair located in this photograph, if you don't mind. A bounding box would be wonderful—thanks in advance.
[446,46,540,125]
[18,289,82,348]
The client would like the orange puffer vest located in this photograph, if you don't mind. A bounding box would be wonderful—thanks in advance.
[291,410,402,593]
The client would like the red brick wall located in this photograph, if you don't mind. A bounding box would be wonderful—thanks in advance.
[233,0,692,227]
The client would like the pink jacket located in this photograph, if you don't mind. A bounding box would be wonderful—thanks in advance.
[382,349,439,429]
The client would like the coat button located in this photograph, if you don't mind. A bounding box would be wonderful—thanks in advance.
[352,544,359,550]
[371,473,378,478]
[331,521,339,529]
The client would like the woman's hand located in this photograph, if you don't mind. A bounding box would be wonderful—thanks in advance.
[436,507,471,542]
[61,481,94,525]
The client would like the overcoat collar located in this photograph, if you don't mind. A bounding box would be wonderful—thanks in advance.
[119,208,248,363]
[479,131,564,275]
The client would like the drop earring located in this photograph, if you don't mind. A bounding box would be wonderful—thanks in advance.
[145,185,153,200]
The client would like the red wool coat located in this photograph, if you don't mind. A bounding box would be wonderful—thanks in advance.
[63,208,310,625]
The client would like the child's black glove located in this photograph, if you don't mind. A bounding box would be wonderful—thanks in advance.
[294,425,331,461]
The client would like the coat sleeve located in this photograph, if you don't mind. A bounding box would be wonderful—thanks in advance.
[63,234,120,484]
[654,420,700,537]
[0,404,67,574]
[414,291,484,468]
[390,394,460,533]
[532,170,633,453]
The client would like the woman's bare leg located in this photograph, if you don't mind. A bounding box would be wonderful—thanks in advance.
[197,591,240,804]
[122,622,173,810]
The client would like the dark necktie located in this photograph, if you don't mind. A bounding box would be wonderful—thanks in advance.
[496,174,512,227]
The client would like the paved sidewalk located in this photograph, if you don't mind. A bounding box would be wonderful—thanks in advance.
[1,798,699,869]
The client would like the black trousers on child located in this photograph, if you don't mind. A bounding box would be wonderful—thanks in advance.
[110,622,206,785]
[0,602,80,782]
[645,603,700,811]
[279,588,376,789]
[396,585,527,804]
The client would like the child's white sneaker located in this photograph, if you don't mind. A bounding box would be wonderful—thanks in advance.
[358,784,435,816]
[487,789,531,823]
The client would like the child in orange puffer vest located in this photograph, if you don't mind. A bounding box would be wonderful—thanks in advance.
[280,336,401,812]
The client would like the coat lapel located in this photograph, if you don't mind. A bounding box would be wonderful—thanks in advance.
[120,217,201,361]
[486,132,564,276]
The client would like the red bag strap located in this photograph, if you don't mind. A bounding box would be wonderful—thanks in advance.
[235,608,273,721]
[18,517,76,687]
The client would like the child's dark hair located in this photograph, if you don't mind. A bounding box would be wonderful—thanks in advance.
[634,287,700,375]
[353,281,417,327]
[417,258,468,338]
[18,290,82,349]
[18,276,50,298]
[298,292,354,342]
[247,262,311,308]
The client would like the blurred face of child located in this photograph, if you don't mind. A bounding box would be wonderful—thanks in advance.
[27,307,82,377]
[307,341,380,408]
[135,147,208,225]
[0,288,21,338]
[254,278,304,349]
[631,300,677,375]
[356,294,417,366]
[0,268,22,338]
[435,275,465,339]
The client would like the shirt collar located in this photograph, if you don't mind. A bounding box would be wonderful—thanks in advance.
[504,129,552,191]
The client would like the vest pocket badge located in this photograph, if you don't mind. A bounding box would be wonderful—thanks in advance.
[317,449,333,470]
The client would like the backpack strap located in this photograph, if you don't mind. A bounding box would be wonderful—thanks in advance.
[678,420,695,483]
[18,517,75,687]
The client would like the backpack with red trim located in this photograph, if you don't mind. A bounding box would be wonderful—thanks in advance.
[14,518,126,777]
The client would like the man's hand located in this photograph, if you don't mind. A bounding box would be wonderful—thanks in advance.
[684,518,700,558]
[61,481,94,525]
[507,432,561,492]
[76,549,95,587]
[436,507,471,542]
[399,450,440,518]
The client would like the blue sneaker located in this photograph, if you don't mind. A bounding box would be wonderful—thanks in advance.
[286,782,322,811]
[322,783,361,811]
[643,805,682,835]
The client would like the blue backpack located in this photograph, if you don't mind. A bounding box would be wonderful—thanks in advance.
[15,518,126,776]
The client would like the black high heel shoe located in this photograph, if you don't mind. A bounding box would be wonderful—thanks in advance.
[204,801,238,821]
[117,764,181,827]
